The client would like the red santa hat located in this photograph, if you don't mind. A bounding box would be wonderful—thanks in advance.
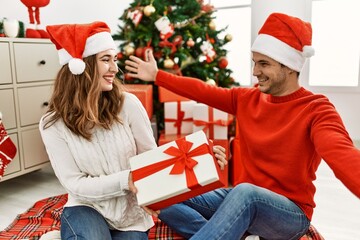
[251,13,315,72]
[46,21,116,75]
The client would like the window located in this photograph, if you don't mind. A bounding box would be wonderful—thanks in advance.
[309,0,360,89]
[211,1,252,86]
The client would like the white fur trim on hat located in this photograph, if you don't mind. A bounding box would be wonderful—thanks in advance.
[83,32,116,58]
[251,34,306,72]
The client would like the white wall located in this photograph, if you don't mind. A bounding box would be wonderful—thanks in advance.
[0,0,131,34]
[1,0,359,140]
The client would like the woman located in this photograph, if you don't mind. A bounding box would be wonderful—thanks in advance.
[40,21,226,240]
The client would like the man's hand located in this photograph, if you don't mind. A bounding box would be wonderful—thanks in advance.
[213,145,227,170]
[125,49,158,82]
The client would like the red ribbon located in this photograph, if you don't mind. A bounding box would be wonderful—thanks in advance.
[159,35,183,53]
[132,138,213,190]
[165,101,193,135]
[193,107,232,139]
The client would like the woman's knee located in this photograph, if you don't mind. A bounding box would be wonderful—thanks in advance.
[61,206,111,240]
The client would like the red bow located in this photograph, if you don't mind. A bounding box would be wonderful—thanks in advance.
[159,35,183,54]
[132,138,212,190]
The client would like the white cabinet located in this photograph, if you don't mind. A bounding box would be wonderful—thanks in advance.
[0,38,61,181]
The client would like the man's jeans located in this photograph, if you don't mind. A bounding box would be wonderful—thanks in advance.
[159,183,310,240]
[60,206,148,240]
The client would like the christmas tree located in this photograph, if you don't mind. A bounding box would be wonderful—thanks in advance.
[113,0,237,134]
[113,0,236,88]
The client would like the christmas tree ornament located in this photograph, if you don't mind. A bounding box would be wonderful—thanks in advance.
[155,16,174,40]
[117,52,124,60]
[200,40,216,63]
[127,8,143,27]
[225,34,233,42]
[124,44,135,56]
[208,20,216,30]
[135,47,144,57]
[143,4,156,17]
[218,57,228,69]
[164,57,175,69]
[206,78,216,86]
[186,38,195,47]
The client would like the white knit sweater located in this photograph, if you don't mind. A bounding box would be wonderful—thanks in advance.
[39,93,156,231]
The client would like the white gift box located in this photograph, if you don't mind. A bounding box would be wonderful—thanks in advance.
[192,103,230,140]
[130,130,225,210]
[164,100,196,135]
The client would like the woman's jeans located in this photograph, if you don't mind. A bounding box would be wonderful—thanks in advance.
[60,206,148,240]
[159,183,310,240]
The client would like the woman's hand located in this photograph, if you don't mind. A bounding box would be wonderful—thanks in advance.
[142,206,160,217]
[125,49,158,82]
[213,145,227,170]
[129,172,160,217]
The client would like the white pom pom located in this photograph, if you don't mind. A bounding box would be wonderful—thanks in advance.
[69,58,86,75]
[302,45,315,58]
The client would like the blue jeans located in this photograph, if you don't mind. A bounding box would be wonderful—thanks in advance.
[159,183,310,240]
[60,206,148,240]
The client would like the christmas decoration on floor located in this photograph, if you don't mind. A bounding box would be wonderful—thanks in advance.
[20,0,50,38]
[113,0,238,132]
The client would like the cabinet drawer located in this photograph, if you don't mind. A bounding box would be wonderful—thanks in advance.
[17,85,52,126]
[0,89,17,129]
[22,128,49,168]
[4,133,21,176]
[0,42,13,84]
[13,42,60,83]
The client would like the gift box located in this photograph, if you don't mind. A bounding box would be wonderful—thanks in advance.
[124,84,153,119]
[130,130,226,210]
[158,131,186,146]
[192,103,232,140]
[159,87,190,103]
[158,131,229,187]
[164,100,196,135]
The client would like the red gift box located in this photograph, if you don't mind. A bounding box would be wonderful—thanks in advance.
[159,87,190,103]
[124,84,153,119]
[158,132,229,187]
[130,131,226,210]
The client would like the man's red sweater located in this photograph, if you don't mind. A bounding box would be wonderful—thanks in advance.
[156,70,360,220]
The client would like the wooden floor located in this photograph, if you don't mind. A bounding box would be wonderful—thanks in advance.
[1,156,360,239]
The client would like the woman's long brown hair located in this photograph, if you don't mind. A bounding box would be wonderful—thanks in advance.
[43,55,124,141]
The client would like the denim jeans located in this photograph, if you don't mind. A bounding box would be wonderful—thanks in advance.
[60,206,148,240]
[159,183,310,240]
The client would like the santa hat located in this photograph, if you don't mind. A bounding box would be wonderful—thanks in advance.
[251,13,315,72]
[46,21,116,75]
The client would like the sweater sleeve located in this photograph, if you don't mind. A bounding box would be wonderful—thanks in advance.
[310,100,360,198]
[123,92,157,154]
[155,70,238,115]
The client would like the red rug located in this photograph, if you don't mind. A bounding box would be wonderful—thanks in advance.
[0,194,324,240]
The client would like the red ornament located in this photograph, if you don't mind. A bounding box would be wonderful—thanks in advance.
[117,52,124,60]
[135,47,144,57]
[186,38,195,47]
[218,57,228,69]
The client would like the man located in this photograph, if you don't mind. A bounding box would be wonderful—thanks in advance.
[125,13,360,239]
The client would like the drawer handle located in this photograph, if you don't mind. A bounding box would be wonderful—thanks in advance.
[39,60,46,65]
[43,101,49,107]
